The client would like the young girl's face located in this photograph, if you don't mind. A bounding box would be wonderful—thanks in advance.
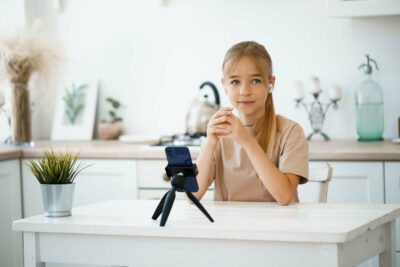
[223,56,271,121]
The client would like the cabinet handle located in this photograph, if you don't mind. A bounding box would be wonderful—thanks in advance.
[163,174,170,182]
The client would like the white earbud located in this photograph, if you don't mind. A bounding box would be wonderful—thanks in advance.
[269,83,273,93]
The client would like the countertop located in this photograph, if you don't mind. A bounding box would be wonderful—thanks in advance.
[0,146,22,161]
[0,139,399,161]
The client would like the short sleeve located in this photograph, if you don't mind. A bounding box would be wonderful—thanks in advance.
[279,123,309,184]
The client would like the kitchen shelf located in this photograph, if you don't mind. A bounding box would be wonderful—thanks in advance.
[328,0,400,17]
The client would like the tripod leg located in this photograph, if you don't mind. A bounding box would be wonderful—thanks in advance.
[185,191,214,223]
[152,191,169,220]
[160,189,176,227]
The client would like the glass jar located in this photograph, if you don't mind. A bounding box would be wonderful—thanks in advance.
[355,55,384,141]
[10,83,34,146]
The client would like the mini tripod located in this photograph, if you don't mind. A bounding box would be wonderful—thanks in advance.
[151,164,214,227]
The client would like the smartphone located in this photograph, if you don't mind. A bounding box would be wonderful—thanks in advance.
[165,146,199,192]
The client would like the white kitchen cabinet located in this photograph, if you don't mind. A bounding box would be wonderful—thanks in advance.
[137,159,214,200]
[328,0,400,17]
[384,161,400,254]
[22,159,137,217]
[310,161,384,203]
[0,159,23,267]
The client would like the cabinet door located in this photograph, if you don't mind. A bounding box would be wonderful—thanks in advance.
[384,162,400,253]
[22,159,137,217]
[310,161,384,204]
[137,159,175,188]
[0,159,23,267]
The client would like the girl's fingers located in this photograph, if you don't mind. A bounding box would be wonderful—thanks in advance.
[211,115,235,127]
[213,111,232,120]
[209,115,230,126]
[225,115,234,124]
[214,124,229,129]
[214,110,232,117]
[216,115,230,124]
[211,127,231,134]
[213,107,233,118]
[218,107,233,112]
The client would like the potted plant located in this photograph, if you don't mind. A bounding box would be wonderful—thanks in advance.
[98,97,123,140]
[25,149,91,217]
[63,83,88,124]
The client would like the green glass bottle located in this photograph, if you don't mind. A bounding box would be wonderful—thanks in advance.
[356,55,384,141]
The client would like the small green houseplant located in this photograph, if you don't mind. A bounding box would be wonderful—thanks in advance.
[63,83,88,124]
[98,97,123,140]
[25,149,91,217]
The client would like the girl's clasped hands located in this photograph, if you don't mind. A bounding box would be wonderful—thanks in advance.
[207,107,251,145]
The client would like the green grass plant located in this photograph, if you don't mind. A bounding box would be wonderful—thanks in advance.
[25,149,92,184]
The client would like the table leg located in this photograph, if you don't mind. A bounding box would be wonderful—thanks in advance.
[379,221,396,267]
[24,232,44,267]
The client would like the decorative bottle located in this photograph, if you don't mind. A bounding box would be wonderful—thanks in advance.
[356,55,384,141]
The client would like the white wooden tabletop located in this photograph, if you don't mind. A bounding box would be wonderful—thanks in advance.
[13,199,400,244]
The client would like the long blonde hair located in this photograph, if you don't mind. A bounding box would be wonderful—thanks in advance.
[222,41,279,159]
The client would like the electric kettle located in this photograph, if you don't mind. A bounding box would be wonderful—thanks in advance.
[186,81,221,135]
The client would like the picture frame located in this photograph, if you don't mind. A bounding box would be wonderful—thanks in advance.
[51,80,98,141]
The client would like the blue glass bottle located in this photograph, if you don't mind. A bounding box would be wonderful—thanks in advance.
[356,55,384,141]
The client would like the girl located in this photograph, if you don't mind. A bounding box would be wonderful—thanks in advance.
[193,41,308,205]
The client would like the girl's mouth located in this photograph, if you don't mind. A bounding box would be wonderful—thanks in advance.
[238,101,255,106]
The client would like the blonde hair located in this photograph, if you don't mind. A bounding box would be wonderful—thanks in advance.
[222,41,279,160]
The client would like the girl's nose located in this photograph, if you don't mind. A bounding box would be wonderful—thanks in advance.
[240,84,252,96]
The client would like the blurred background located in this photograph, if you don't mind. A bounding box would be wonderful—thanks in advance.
[1,0,399,141]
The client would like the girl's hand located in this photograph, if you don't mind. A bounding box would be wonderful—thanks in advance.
[218,113,252,145]
[206,107,233,146]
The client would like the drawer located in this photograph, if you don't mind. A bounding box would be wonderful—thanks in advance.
[137,160,214,189]
[139,189,214,201]
[137,160,170,188]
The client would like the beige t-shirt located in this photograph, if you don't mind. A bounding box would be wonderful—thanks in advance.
[207,115,309,203]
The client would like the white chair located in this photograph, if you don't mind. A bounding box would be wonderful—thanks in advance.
[298,163,333,203]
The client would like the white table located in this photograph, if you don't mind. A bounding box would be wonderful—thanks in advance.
[13,200,400,267]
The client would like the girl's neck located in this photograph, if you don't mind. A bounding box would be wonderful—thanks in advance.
[239,110,266,127]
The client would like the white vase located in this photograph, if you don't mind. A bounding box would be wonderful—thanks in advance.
[10,83,34,147]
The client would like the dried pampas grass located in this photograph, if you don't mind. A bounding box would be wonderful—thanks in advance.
[0,21,65,85]
[0,21,65,144]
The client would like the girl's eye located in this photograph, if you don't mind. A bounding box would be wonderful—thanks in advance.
[252,79,262,84]
[230,80,240,85]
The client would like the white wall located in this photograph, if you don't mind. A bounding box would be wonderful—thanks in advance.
[5,0,400,140]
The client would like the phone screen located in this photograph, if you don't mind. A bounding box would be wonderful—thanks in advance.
[165,146,199,192]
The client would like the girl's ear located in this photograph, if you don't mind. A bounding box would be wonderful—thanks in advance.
[221,77,227,94]
[270,75,276,88]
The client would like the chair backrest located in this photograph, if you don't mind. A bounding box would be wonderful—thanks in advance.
[298,163,333,203]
